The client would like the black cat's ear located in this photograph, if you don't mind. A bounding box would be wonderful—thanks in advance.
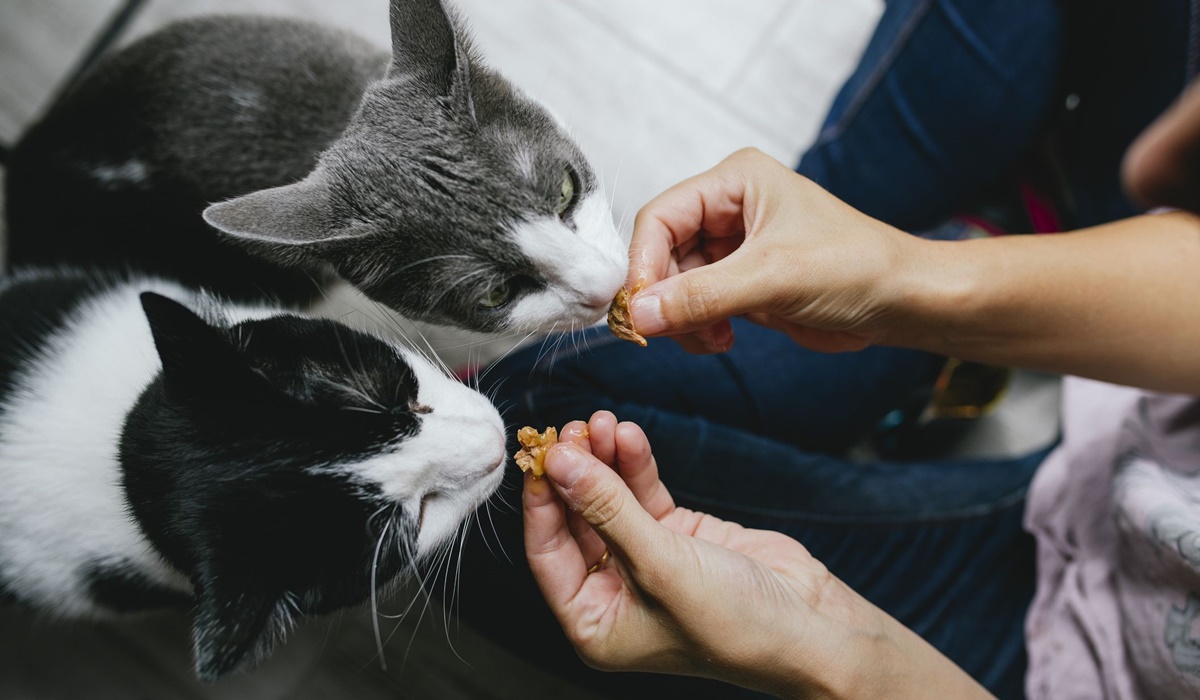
[191,569,293,682]
[202,169,364,251]
[388,0,477,121]
[140,293,265,398]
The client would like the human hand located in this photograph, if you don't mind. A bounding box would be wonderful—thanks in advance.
[1124,77,1200,214]
[522,412,989,699]
[625,148,918,354]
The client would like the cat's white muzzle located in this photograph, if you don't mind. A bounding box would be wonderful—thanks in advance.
[507,193,629,334]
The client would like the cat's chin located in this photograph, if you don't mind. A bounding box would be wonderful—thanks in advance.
[413,461,505,555]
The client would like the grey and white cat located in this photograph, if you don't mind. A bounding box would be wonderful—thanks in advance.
[0,268,506,680]
[5,0,627,338]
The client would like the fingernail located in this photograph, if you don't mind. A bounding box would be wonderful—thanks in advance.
[544,444,589,489]
[711,321,733,350]
[562,422,589,441]
[525,473,549,497]
[630,292,666,335]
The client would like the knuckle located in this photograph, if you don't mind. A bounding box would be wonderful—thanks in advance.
[677,275,724,324]
[730,146,764,162]
[579,481,625,533]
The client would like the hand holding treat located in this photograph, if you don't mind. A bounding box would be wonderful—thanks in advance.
[521,411,990,699]
[625,148,914,355]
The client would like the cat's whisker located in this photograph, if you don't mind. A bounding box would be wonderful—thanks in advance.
[473,329,538,388]
[408,321,456,381]
[425,269,491,319]
[442,521,475,667]
[370,516,393,671]
[483,496,513,561]
[355,301,451,386]
[394,534,458,672]
[609,154,627,213]
[384,254,479,283]
[339,329,388,409]
[529,321,566,374]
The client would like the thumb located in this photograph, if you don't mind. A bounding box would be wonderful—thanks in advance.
[629,259,763,337]
[542,442,669,568]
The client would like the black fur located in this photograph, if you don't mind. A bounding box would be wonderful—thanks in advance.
[0,272,97,399]
[124,293,424,679]
[83,559,192,613]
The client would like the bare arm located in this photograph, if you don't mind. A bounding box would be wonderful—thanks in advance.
[626,149,1200,394]
[891,211,1200,392]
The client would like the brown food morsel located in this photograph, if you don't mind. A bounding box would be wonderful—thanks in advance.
[607,283,647,347]
[514,426,559,479]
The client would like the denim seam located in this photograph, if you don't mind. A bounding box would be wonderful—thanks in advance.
[812,0,936,147]
[673,483,1030,527]
[936,0,1037,103]
[714,352,763,429]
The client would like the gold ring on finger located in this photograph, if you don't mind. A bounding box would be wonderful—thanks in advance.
[587,549,611,574]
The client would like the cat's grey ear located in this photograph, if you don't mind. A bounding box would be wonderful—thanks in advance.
[191,572,291,681]
[140,293,266,398]
[202,170,355,249]
[387,0,477,120]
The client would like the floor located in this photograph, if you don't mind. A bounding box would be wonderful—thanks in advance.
[0,1,1060,698]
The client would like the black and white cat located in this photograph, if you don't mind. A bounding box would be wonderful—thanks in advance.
[5,0,627,337]
[0,268,506,680]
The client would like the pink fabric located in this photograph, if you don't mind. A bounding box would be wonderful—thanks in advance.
[1025,378,1200,699]
[1019,181,1064,233]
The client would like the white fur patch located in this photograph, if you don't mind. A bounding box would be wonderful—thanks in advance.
[0,278,201,616]
[326,346,506,555]
[513,145,537,183]
[507,191,628,333]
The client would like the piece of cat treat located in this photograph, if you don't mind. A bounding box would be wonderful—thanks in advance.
[608,283,647,347]
[515,426,559,479]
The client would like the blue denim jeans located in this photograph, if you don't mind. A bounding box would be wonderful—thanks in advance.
[798,0,1064,231]
[800,0,1195,232]
[457,327,1048,699]
[453,1,1194,698]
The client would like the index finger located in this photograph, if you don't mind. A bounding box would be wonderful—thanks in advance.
[628,161,748,289]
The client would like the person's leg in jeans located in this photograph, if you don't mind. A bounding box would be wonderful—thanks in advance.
[800,0,1065,232]
[485,323,942,454]
[452,337,1051,700]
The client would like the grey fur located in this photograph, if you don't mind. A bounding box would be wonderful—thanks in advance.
[6,0,623,334]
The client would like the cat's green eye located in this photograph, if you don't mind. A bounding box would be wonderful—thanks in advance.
[480,281,513,309]
[557,170,575,216]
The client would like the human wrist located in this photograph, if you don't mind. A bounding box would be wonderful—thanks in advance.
[874,233,983,353]
[764,606,989,700]
[738,577,900,700]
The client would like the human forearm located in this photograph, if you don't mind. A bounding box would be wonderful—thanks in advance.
[887,211,1200,393]
[757,585,993,700]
